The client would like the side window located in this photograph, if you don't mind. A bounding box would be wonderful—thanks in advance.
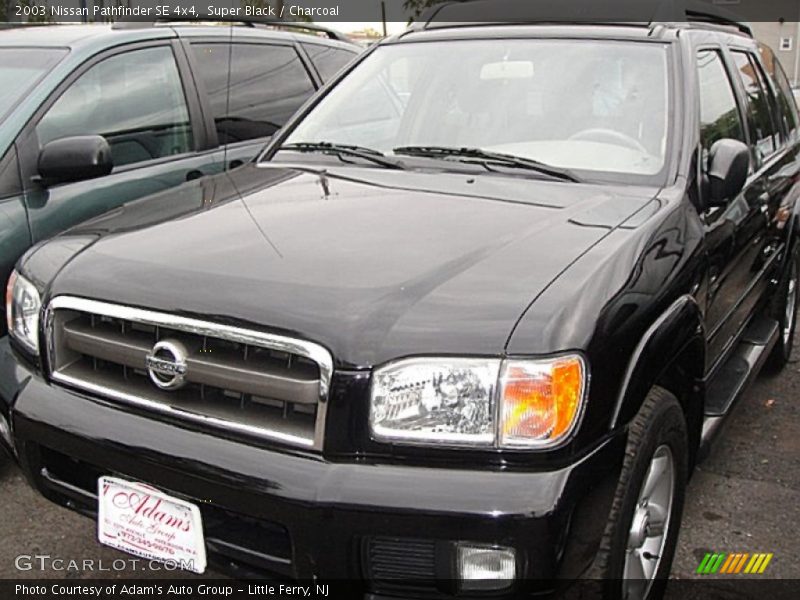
[0,147,22,199]
[302,43,357,82]
[36,47,193,169]
[730,50,780,160]
[191,43,316,144]
[759,44,799,144]
[696,50,746,153]
[751,55,785,146]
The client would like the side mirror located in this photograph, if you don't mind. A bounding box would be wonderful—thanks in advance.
[37,135,113,186]
[706,139,749,206]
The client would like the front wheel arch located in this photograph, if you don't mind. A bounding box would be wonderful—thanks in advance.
[588,387,689,600]
[609,296,705,468]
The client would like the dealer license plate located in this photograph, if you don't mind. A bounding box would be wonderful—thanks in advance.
[97,476,207,574]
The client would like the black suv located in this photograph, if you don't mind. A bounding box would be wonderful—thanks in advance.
[2,4,799,600]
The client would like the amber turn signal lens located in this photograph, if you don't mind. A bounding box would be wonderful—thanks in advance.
[499,356,585,448]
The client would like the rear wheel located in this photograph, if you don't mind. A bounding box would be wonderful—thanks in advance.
[766,249,799,372]
[590,388,688,600]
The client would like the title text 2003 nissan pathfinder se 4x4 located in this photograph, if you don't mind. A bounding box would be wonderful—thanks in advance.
[2,2,799,599]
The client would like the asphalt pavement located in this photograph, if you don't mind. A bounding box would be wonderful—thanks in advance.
[0,353,798,588]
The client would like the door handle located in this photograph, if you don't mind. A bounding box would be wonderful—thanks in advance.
[186,170,204,182]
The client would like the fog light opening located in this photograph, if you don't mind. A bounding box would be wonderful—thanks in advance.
[456,543,516,591]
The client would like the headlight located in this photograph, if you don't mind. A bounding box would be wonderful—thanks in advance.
[369,355,586,449]
[6,270,42,354]
[370,358,499,445]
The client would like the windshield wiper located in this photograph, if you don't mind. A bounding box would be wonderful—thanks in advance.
[392,146,581,182]
[281,142,405,170]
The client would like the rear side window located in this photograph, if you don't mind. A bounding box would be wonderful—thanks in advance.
[730,50,781,160]
[36,46,193,168]
[696,50,745,152]
[759,45,799,144]
[302,43,357,82]
[191,43,316,144]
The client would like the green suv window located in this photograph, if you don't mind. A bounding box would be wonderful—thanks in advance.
[0,48,67,120]
[36,46,193,168]
[190,43,316,144]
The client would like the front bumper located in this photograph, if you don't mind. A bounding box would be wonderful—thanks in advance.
[0,337,26,460]
[2,338,625,598]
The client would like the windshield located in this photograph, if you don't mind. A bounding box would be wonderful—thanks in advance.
[280,39,671,181]
[0,48,68,120]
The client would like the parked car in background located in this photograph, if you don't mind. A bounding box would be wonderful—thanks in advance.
[0,21,358,333]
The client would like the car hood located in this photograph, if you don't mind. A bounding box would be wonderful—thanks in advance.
[45,164,659,368]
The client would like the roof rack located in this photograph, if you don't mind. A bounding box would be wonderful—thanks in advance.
[683,1,752,36]
[112,16,351,42]
[418,0,751,38]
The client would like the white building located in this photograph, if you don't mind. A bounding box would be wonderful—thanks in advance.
[712,0,800,85]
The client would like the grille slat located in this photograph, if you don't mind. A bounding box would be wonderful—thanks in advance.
[64,319,152,368]
[47,297,333,451]
[189,351,319,405]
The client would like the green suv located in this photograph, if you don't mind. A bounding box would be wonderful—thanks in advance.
[0,21,357,333]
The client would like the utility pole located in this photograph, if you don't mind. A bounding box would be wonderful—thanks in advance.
[381,1,387,37]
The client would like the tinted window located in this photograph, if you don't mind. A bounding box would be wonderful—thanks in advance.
[36,47,193,168]
[191,43,316,143]
[0,147,22,199]
[731,51,780,160]
[696,50,745,152]
[750,56,784,145]
[759,45,799,144]
[0,48,67,121]
[302,43,356,81]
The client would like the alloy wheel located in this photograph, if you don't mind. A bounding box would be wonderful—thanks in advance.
[622,445,675,600]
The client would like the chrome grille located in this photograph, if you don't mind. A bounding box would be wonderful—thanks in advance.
[45,297,333,450]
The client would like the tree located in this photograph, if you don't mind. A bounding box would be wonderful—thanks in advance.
[91,0,132,24]
[240,0,286,16]
[16,0,54,23]
[358,26,381,37]
[404,0,447,20]
[240,0,312,22]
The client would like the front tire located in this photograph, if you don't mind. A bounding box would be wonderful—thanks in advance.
[591,388,688,600]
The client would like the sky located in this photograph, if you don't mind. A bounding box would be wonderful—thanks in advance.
[319,21,409,35]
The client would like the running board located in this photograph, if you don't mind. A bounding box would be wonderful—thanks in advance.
[699,316,779,458]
